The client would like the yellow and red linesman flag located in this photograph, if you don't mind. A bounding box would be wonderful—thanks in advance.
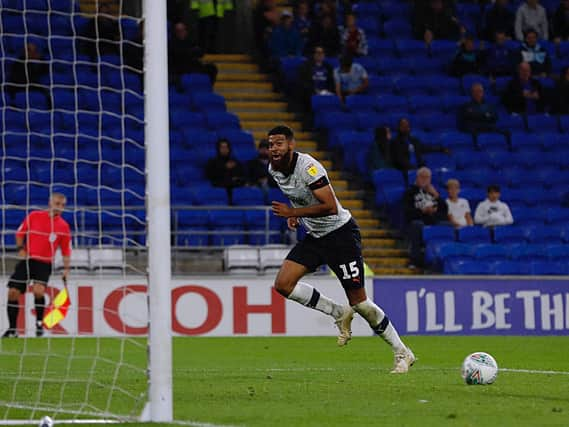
[43,287,71,329]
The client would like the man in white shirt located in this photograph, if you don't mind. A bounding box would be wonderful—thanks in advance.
[446,179,474,228]
[515,0,548,41]
[474,185,514,227]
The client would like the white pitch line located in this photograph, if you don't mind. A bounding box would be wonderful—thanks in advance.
[499,368,569,376]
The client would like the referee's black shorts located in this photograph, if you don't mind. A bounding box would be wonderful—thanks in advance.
[7,259,52,293]
[286,218,365,290]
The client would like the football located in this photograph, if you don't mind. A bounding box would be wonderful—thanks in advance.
[38,416,54,427]
[461,352,498,385]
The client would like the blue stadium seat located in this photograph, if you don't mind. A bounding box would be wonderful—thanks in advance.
[205,112,240,130]
[376,94,408,113]
[492,260,529,275]
[524,225,564,244]
[353,1,381,16]
[476,132,509,149]
[316,112,358,131]
[529,261,567,275]
[408,95,443,113]
[379,57,416,75]
[181,74,212,93]
[437,131,474,151]
[311,95,343,113]
[2,13,25,34]
[172,113,206,132]
[511,149,543,168]
[345,95,377,113]
[526,114,559,133]
[176,210,210,246]
[496,114,526,132]
[444,259,493,275]
[396,76,431,96]
[210,210,247,245]
[380,1,412,20]
[422,225,455,244]
[191,92,226,112]
[372,168,405,188]
[190,186,229,205]
[546,208,569,225]
[355,57,381,74]
[395,39,427,57]
[422,153,455,171]
[366,38,395,56]
[267,187,287,204]
[187,146,216,167]
[425,241,471,267]
[382,19,413,38]
[457,226,491,243]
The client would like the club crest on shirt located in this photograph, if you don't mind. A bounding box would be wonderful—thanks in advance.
[306,163,318,177]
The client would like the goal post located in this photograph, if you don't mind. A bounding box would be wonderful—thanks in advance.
[143,0,173,422]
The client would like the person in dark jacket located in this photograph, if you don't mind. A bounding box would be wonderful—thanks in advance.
[518,28,551,76]
[413,0,462,42]
[368,126,392,172]
[306,14,341,57]
[391,118,449,177]
[552,0,569,41]
[450,35,484,77]
[483,0,515,40]
[268,12,303,58]
[553,66,569,113]
[458,83,498,133]
[297,45,335,112]
[247,139,276,190]
[205,139,245,194]
[484,30,515,78]
[502,61,545,113]
[403,166,449,266]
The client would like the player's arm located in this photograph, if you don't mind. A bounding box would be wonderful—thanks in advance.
[272,181,338,218]
[15,215,29,257]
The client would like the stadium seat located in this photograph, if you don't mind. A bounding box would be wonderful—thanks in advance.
[496,114,526,132]
[210,210,247,246]
[232,187,266,206]
[491,260,529,275]
[526,114,559,133]
[529,261,567,275]
[444,259,493,275]
[476,133,509,150]
[176,210,210,246]
[422,225,455,244]
[205,112,240,130]
[457,226,491,244]
[311,95,343,113]
[546,208,569,225]
[524,226,564,244]
[191,92,226,112]
[224,245,260,272]
[472,244,509,260]
[190,186,229,205]
[181,74,212,93]
[376,94,408,113]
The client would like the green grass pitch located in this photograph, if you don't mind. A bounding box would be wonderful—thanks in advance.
[1,336,569,426]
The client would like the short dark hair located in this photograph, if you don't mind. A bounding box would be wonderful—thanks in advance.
[268,125,294,140]
[487,184,501,193]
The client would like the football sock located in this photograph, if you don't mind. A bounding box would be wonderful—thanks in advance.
[288,281,344,319]
[7,301,19,330]
[352,298,405,353]
[35,296,46,325]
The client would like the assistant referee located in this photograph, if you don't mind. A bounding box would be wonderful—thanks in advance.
[2,193,71,338]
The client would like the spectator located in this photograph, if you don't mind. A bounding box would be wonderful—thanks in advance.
[450,35,484,76]
[553,66,569,113]
[390,118,450,177]
[81,2,120,58]
[519,28,551,76]
[306,14,341,57]
[6,43,50,106]
[552,0,569,42]
[446,179,474,228]
[484,30,515,78]
[404,167,449,266]
[341,13,368,57]
[297,45,335,112]
[514,0,548,41]
[458,83,499,133]
[247,140,276,191]
[205,139,245,192]
[502,61,545,113]
[413,0,462,42]
[369,126,392,171]
[168,22,218,86]
[474,185,514,226]
[268,12,304,59]
[253,0,280,62]
[294,1,312,45]
[334,55,369,103]
[483,0,515,41]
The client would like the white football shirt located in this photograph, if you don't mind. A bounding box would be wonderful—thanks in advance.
[269,152,351,238]
[446,197,471,227]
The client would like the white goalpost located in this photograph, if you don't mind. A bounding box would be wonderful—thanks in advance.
[0,0,173,424]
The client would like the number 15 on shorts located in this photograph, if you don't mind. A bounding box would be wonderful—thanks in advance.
[339,261,360,280]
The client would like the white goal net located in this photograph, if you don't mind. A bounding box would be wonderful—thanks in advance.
[0,0,160,423]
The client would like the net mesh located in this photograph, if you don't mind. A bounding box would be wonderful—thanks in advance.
[0,0,148,422]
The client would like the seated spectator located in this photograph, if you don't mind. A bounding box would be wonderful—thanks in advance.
[483,0,515,41]
[268,12,303,59]
[294,1,311,45]
[552,0,569,42]
[391,118,450,177]
[168,22,218,86]
[369,126,392,171]
[404,167,449,266]
[502,62,545,114]
[553,66,569,114]
[341,13,368,57]
[450,35,484,77]
[484,30,515,78]
[458,83,499,133]
[334,55,369,102]
[515,0,548,41]
[306,14,341,57]
[474,185,514,227]
[81,2,120,58]
[6,43,50,106]
[205,139,245,193]
[519,28,551,76]
[297,45,335,112]
[247,140,276,191]
[446,179,474,228]
[413,0,461,43]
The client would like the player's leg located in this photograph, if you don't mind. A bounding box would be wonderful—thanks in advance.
[30,260,52,337]
[274,259,347,321]
[3,261,29,337]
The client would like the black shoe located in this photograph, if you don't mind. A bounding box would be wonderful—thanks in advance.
[2,329,18,338]
[36,321,44,337]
